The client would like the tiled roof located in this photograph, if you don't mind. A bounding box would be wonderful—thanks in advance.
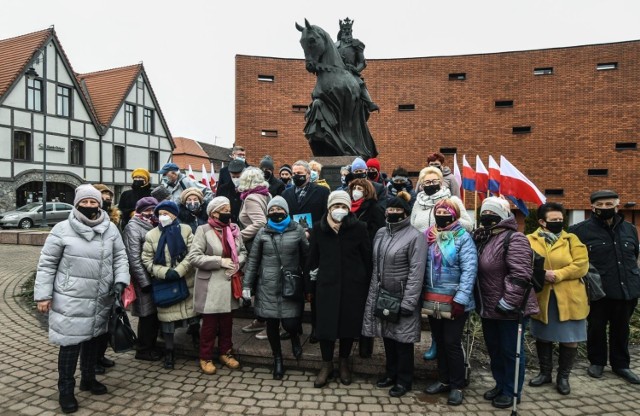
[76,64,141,128]
[173,137,210,158]
[198,141,232,162]
[0,28,52,98]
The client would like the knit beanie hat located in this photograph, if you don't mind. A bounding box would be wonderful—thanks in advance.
[135,197,159,213]
[92,183,114,196]
[74,184,103,207]
[481,196,510,220]
[151,185,171,201]
[327,190,352,210]
[279,164,292,175]
[154,200,179,217]
[207,196,230,217]
[132,168,151,182]
[260,155,275,171]
[267,196,289,215]
[180,187,204,204]
[351,157,367,171]
[366,158,381,172]
[387,191,412,214]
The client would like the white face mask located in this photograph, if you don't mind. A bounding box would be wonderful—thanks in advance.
[158,214,173,227]
[232,178,241,188]
[331,208,348,222]
[352,190,364,201]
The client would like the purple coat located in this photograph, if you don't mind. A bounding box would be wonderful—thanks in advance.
[475,216,539,319]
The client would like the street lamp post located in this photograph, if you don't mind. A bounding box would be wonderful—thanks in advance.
[25,65,47,228]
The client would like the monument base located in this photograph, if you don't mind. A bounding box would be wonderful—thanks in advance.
[313,156,356,190]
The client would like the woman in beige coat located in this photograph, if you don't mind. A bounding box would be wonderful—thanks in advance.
[188,197,247,375]
[141,200,198,370]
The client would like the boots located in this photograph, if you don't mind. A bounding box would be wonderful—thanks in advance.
[557,345,577,395]
[339,357,352,386]
[163,350,174,370]
[59,393,78,414]
[291,335,303,360]
[423,337,437,361]
[313,361,334,388]
[529,341,553,387]
[273,355,285,380]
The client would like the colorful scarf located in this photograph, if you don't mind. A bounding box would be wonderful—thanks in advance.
[538,228,560,247]
[240,185,270,201]
[207,217,240,265]
[268,215,291,234]
[153,217,187,267]
[426,221,465,282]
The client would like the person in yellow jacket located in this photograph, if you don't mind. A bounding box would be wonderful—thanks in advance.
[527,202,589,396]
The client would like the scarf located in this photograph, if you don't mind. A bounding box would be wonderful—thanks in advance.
[295,183,310,203]
[350,197,364,213]
[426,222,465,282]
[73,208,106,227]
[153,218,187,267]
[538,229,560,247]
[207,217,240,265]
[416,187,451,210]
[326,213,341,234]
[268,215,291,234]
[240,185,270,201]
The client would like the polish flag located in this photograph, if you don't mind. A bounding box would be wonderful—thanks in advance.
[462,155,476,192]
[488,155,501,194]
[201,164,209,187]
[209,163,217,191]
[475,155,489,196]
[499,156,546,206]
[453,154,464,202]
[187,165,196,181]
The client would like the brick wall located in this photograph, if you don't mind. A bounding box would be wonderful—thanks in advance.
[236,40,640,210]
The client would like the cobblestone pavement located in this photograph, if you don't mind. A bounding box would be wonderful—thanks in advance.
[1,244,640,415]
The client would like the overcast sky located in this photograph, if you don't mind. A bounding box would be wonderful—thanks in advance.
[3,0,640,148]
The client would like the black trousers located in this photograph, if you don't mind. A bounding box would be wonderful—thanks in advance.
[137,314,160,352]
[319,338,354,361]
[382,337,415,389]
[429,313,468,389]
[266,317,302,356]
[96,332,109,360]
[58,337,99,395]
[587,298,638,369]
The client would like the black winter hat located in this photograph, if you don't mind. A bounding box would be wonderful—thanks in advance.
[387,191,412,214]
[260,155,275,170]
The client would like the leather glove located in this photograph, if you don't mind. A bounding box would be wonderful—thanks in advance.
[165,269,181,281]
[400,307,413,317]
[242,288,252,301]
[141,285,152,294]
[113,282,126,296]
[221,258,235,270]
[451,301,465,319]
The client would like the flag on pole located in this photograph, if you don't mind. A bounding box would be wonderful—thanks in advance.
[201,164,208,187]
[209,163,217,191]
[187,165,196,181]
[462,155,476,191]
[475,155,489,196]
[453,154,464,202]
[499,156,546,213]
[488,155,501,193]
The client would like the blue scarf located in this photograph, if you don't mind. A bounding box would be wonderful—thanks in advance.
[153,218,188,267]
[268,216,291,234]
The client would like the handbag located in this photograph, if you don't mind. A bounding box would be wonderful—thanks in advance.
[151,276,189,308]
[231,270,243,300]
[422,291,454,319]
[108,298,137,353]
[582,263,606,302]
[270,235,303,301]
[373,238,402,323]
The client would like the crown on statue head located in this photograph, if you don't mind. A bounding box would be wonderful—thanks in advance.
[339,17,353,31]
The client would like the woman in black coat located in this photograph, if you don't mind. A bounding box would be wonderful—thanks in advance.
[307,190,373,388]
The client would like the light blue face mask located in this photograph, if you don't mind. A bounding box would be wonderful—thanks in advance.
[310,171,319,182]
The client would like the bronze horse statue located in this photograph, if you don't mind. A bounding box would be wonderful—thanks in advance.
[296,19,378,158]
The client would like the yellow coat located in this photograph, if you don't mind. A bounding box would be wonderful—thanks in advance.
[527,229,589,324]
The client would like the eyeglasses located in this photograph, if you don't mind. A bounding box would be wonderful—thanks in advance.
[422,180,440,185]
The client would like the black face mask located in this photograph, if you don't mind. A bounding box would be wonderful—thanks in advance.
[479,214,502,228]
[263,170,272,180]
[268,212,288,223]
[367,171,378,180]
[217,212,232,224]
[435,214,454,229]
[77,206,100,219]
[132,179,146,189]
[386,213,405,223]
[544,221,564,234]
[392,182,405,191]
[281,177,290,184]
[293,174,307,187]
[102,201,112,211]
[354,172,367,179]
[594,207,616,220]
[423,184,440,196]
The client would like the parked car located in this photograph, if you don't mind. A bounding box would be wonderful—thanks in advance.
[0,202,74,229]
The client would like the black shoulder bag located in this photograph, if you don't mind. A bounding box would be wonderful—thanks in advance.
[270,234,303,301]
[373,236,402,323]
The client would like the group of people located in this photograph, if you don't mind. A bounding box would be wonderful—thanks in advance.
[34,146,640,414]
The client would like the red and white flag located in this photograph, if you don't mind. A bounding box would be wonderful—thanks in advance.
[201,164,208,187]
[453,154,464,202]
[187,165,196,181]
[209,163,217,191]
[475,155,489,198]
[499,156,546,205]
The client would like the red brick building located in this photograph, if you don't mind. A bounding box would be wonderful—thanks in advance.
[236,40,640,220]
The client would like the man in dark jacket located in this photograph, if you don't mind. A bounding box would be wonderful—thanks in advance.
[260,155,285,197]
[214,159,245,224]
[218,145,248,189]
[118,168,152,228]
[569,190,640,384]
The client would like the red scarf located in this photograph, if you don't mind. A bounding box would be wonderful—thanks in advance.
[350,198,364,213]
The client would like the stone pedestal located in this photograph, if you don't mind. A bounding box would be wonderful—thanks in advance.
[313,156,355,189]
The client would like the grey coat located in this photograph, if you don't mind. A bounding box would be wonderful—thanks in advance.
[362,217,427,343]
[123,216,156,317]
[243,221,309,319]
[34,212,130,346]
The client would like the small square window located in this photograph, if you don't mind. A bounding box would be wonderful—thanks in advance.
[587,169,608,176]
[495,100,514,108]
[149,150,159,172]
[27,78,42,112]
[533,67,554,75]
[70,139,84,166]
[449,73,466,81]
[512,126,532,134]
[261,130,278,137]
[615,142,637,150]
[56,86,72,117]
[143,108,154,134]
[114,145,126,169]
[439,147,457,155]
[258,75,275,82]
[597,62,618,71]
[398,104,415,111]
[125,104,136,130]
[544,189,564,196]
[13,131,32,160]
[292,105,307,113]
